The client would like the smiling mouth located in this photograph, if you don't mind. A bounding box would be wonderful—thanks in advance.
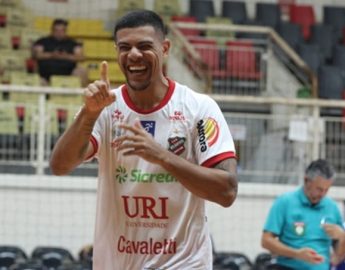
[128,65,147,73]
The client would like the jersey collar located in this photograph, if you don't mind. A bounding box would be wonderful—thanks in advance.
[298,187,325,209]
[121,78,175,114]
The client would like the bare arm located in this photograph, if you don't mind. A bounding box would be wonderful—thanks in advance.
[261,231,324,263]
[116,121,238,207]
[50,61,115,175]
[32,44,54,60]
[160,151,237,207]
[32,44,84,62]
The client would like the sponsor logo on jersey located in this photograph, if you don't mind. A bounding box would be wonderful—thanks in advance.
[115,166,127,183]
[169,110,185,121]
[114,167,177,184]
[117,235,177,255]
[197,117,219,152]
[122,195,169,219]
[111,109,124,121]
[141,121,156,136]
[168,136,186,155]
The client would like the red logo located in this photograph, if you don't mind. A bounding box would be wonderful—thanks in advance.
[111,109,124,121]
[122,196,169,219]
[117,235,177,254]
[169,110,185,121]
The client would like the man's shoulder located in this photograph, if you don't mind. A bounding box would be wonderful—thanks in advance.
[35,36,51,44]
[173,81,215,105]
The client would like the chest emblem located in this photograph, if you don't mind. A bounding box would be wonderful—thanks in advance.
[294,222,305,236]
[168,137,186,155]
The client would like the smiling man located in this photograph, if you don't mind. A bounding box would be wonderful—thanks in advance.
[261,159,344,270]
[50,10,238,270]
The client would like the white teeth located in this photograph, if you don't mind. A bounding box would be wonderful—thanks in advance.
[129,66,146,71]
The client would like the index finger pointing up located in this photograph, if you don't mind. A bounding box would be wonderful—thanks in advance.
[100,61,110,85]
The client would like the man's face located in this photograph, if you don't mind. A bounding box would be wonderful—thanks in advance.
[304,175,333,204]
[115,25,169,91]
[52,24,67,40]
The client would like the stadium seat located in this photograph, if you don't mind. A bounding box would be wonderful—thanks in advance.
[56,262,91,270]
[20,31,42,50]
[278,22,303,50]
[333,45,345,72]
[153,0,181,17]
[253,252,276,270]
[116,0,145,18]
[225,40,261,80]
[31,247,74,269]
[289,4,315,41]
[50,75,81,88]
[323,5,345,42]
[222,1,248,25]
[0,246,27,269]
[318,65,345,100]
[188,37,220,76]
[0,28,12,49]
[255,3,282,30]
[297,43,323,73]
[205,17,233,44]
[10,261,45,270]
[310,24,335,62]
[189,0,215,23]
[82,39,116,60]
[10,72,41,86]
[171,16,200,37]
[0,52,26,72]
[214,252,253,270]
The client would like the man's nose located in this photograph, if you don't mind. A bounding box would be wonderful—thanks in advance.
[128,47,142,60]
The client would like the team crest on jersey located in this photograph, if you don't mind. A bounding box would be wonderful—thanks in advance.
[197,117,219,152]
[141,121,156,136]
[294,222,305,236]
[168,136,186,155]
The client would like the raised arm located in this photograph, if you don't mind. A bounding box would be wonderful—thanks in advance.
[50,61,115,175]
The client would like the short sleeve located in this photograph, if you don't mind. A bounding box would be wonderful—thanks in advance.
[193,96,236,167]
[263,196,286,236]
[85,110,107,161]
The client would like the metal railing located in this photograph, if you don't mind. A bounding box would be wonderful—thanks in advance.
[168,22,317,97]
[1,86,345,184]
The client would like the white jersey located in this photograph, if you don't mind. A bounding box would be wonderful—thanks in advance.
[89,79,236,270]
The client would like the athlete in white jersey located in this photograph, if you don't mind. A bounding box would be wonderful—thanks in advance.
[50,10,238,270]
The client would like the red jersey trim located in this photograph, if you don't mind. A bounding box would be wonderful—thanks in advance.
[85,135,98,160]
[201,151,237,168]
[121,78,175,114]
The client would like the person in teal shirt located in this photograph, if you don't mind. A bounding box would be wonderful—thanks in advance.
[261,159,345,270]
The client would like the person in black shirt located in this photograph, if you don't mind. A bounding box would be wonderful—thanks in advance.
[33,18,87,86]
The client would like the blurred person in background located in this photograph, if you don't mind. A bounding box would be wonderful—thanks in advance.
[261,159,345,270]
[33,18,87,87]
[50,10,238,270]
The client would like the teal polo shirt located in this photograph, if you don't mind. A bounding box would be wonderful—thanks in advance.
[263,187,343,270]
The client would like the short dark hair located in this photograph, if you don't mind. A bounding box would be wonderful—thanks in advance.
[52,18,68,28]
[305,159,335,181]
[114,10,166,41]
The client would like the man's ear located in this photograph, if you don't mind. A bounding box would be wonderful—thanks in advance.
[162,38,171,56]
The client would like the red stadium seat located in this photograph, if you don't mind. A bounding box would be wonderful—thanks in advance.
[225,40,261,80]
[189,37,219,71]
[0,14,6,27]
[171,15,200,37]
[289,4,315,40]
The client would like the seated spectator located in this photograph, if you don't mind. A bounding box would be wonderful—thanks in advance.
[33,18,87,87]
